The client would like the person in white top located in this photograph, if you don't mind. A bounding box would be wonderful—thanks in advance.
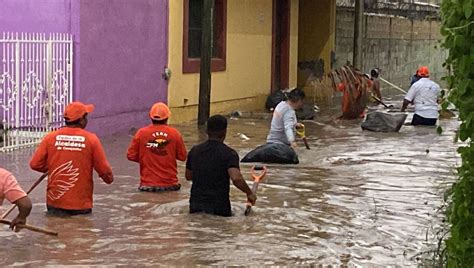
[266,88,305,148]
[401,66,441,126]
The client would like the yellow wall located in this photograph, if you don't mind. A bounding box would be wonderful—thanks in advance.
[167,0,301,123]
[297,0,336,87]
[168,0,274,123]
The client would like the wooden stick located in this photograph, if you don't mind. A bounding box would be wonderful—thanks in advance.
[379,77,408,94]
[372,95,392,109]
[302,137,311,150]
[0,219,58,236]
[296,125,310,150]
[1,173,48,219]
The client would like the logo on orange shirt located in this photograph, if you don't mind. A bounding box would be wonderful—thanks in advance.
[146,132,170,155]
[55,135,86,151]
[48,161,80,201]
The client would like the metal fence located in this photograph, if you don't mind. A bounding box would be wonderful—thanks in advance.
[0,32,73,152]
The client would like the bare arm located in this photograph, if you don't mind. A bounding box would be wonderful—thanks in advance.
[401,99,411,112]
[228,168,256,205]
[374,80,382,100]
[185,168,193,181]
[10,196,32,231]
[402,85,416,112]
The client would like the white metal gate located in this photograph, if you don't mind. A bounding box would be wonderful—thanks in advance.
[0,32,73,152]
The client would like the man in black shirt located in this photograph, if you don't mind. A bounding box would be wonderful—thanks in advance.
[185,115,256,217]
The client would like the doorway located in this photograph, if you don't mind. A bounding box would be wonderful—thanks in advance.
[271,0,290,92]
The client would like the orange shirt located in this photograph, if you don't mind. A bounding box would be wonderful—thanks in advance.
[127,124,187,187]
[0,168,27,205]
[30,127,113,210]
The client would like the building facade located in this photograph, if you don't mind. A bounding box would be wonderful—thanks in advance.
[0,0,336,135]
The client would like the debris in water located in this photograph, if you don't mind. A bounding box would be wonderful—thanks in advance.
[237,133,250,141]
[230,110,242,118]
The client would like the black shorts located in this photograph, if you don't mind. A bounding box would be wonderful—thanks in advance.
[189,202,232,217]
[411,114,437,126]
[47,205,92,216]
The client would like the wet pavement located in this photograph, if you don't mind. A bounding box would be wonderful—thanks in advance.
[0,96,459,266]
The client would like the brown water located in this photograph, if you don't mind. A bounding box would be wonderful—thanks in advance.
[0,98,459,266]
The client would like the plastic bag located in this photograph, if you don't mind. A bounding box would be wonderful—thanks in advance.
[265,91,288,111]
[241,143,299,164]
[361,112,407,132]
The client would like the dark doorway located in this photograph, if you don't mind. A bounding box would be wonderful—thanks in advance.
[271,0,290,92]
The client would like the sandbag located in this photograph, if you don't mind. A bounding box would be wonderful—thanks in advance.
[361,112,407,132]
[241,143,299,164]
[265,91,287,111]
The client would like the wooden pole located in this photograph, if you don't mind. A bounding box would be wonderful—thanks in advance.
[198,0,215,126]
[0,219,58,236]
[353,0,364,69]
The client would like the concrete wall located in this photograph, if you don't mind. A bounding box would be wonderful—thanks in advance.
[79,0,169,135]
[334,9,446,90]
[167,0,299,123]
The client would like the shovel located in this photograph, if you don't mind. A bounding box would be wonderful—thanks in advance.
[244,166,267,216]
[296,124,311,150]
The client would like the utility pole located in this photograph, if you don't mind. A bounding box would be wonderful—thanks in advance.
[353,0,364,69]
[198,0,214,126]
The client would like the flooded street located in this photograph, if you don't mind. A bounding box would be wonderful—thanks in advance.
[0,98,459,266]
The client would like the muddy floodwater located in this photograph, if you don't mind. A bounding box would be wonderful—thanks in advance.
[0,97,459,266]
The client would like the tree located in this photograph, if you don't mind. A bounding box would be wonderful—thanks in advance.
[440,0,474,266]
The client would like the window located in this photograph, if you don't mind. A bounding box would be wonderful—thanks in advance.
[183,0,226,73]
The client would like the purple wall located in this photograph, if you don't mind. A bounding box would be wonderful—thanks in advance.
[0,0,77,33]
[0,0,81,116]
[79,0,169,135]
[0,0,169,136]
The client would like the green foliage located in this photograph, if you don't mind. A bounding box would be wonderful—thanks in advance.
[441,0,474,266]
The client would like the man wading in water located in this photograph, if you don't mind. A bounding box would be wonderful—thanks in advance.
[401,66,441,126]
[127,102,187,192]
[267,88,305,148]
[30,102,114,216]
[185,115,256,217]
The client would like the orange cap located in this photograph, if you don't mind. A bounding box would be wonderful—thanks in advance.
[417,66,430,77]
[63,102,94,122]
[149,102,170,120]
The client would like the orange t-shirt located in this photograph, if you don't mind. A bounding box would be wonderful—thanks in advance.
[0,168,27,206]
[29,127,113,210]
[127,124,187,187]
